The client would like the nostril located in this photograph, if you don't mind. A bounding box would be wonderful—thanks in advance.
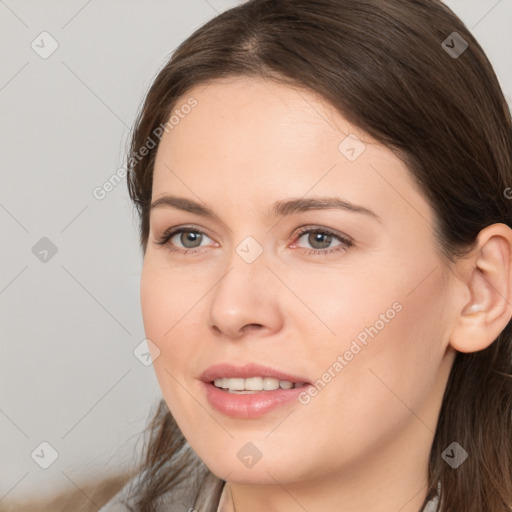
[244,324,263,332]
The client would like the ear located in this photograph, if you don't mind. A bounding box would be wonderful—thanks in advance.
[450,223,512,353]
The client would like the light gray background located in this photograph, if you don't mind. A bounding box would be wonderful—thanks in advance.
[1,0,511,503]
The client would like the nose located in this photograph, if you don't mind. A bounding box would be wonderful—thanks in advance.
[207,255,285,340]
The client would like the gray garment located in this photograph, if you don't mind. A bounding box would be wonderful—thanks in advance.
[100,478,439,512]
[99,446,223,512]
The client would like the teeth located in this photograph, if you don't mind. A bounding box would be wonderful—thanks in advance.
[263,377,280,390]
[245,377,263,390]
[213,377,304,391]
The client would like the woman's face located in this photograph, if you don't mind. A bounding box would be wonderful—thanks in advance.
[141,77,457,488]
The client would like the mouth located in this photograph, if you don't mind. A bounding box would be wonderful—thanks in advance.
[200,363,312,418]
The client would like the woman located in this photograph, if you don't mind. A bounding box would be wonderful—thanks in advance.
[100,0,512,510]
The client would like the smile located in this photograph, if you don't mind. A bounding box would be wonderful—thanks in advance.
[213,376,306,393]
[200,363,313,418]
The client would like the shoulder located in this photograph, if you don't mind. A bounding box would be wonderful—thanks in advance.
[99,454,224,512]
[422,482,441,512]
[98,470,146,512]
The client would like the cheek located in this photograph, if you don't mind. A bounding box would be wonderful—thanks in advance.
[140,254,199,348]
[265,287,444,482]
[140,255,211,411]
[312,242,448,374]
[308,264,449,438]
[140,258,189,382]
[140,261,168,347]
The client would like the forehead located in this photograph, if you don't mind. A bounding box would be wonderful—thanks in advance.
[151,76,431,226]
[158,76,365,165]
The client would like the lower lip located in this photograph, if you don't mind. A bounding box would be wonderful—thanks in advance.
[203,381,311,419]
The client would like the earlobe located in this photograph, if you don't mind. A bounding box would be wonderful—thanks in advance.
[449,223,512,354]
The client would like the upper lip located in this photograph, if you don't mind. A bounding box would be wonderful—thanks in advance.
[200,363,310,384]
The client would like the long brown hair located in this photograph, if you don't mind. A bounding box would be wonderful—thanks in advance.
[123,1,512,510]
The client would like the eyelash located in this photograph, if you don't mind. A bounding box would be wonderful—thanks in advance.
[155,225,353,257]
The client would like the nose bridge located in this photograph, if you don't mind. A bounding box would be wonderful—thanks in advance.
[207,234,283,337]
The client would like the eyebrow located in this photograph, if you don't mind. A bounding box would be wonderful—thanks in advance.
[150,195,381,222]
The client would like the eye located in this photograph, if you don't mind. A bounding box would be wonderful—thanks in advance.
[155,225,353,257]
[291,226,353,256]
[155,226,215,254]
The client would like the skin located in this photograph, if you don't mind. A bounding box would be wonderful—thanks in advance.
[140,76,512,512]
